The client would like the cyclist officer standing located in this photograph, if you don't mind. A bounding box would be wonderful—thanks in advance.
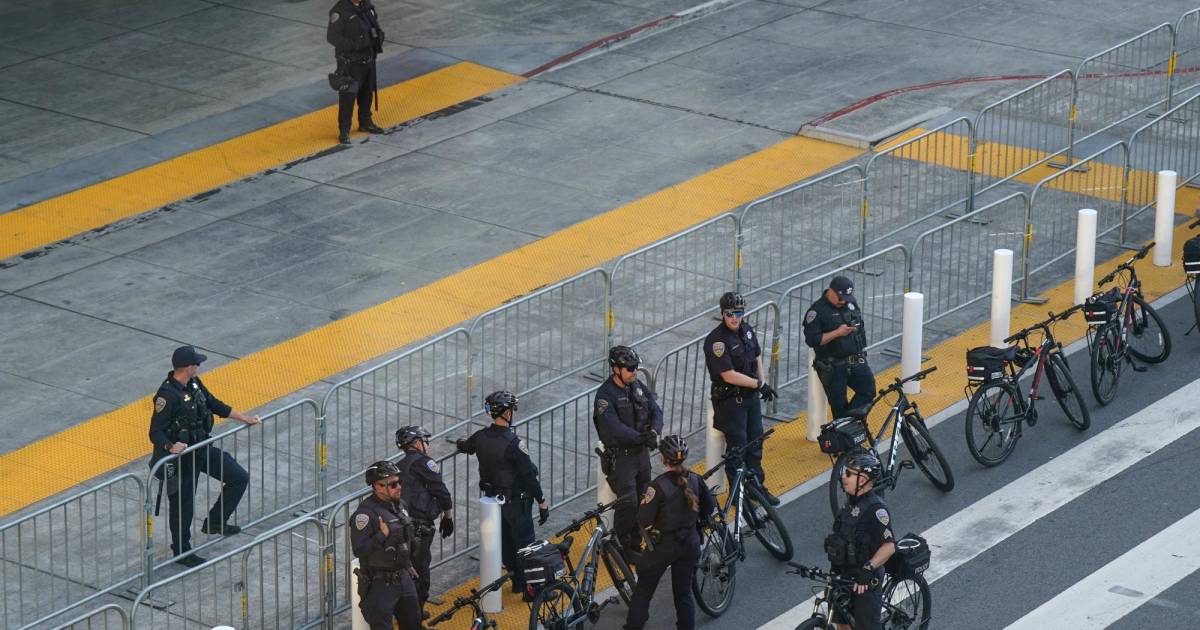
[395,426,454,617]
[350,461,423,630]
[825,452,895,630]
[624,435,716,630]
[804,276,876,418]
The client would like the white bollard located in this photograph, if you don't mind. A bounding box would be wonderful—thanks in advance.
[1154,170,1177,267]
[990,249,1014,347]
[479,496,504,613]
[349,559,368,630]
[596,446,616,528]
[901,292,924,395]
[704,395,726,492]
[1074,209,1098,305]
[806,347,827,440]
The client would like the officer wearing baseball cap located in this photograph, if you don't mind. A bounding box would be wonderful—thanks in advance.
[803,276,876,418]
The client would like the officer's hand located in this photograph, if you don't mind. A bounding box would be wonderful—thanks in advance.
[409,567,419,579]
[439,516,454,539]
[378,516,390,538]
[242,414,261,425]
[758,382,777,402]
[641,431,658,448]
[853,567,874,593]
[454,438,468,454]
[836,324,856,337]
[169,442,187,454]
[538,503,550,526]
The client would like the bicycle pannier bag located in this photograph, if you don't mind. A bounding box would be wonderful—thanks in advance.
[1083,289,1120,326]
[516,540,565,592]
[966,346,1008,383]
[886,532,931,579]
[817,417,868,454]
[1184,235,1200,275]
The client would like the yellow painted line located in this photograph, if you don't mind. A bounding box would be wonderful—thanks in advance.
[0,62,523,261]
[0,135,862,515]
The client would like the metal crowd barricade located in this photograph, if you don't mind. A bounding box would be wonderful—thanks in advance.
[738,166,866,297]
[609,213,739,347]
[973,70,1076,189]
[131,517,326,629]
[1125,92,1200,221]
[862,118,975,255]
[909,193,1030,324]
[1,474,144,630]
[144,399,321,583]
[509,387,599,509]
[1170,8,1200,110]
[50,603,129,630]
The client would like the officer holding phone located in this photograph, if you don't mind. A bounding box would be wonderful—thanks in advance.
[803,276,876,418]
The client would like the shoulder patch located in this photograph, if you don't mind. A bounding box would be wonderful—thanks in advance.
[595,399,609,414]
[426,459,440,474]
[804,310,817,324]
[518,439,528,454]
[154,396,166,413]
[354,513,369,530]
[875,508,890,526]
[745,329,753,340]
[330,11,339,23]
[848,302,857,311]
[640,486,656,504]
[712,342,725,358]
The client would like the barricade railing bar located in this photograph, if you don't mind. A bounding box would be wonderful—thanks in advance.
[50,603,129,630]
[1170,9,1200,109]
[1125,92,1200,218]
[973,70,1076,190]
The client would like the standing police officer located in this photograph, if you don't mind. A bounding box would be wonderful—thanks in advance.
[327,0,386,144]
[825,452,895,630]
[351,461,423,630]
[395,426,454,617]
[703,292,780,505]
[594,345,664,560]
[804,276,876,418]
[149,345,259,567]
[456,391,549,600]
[624,435,715,630]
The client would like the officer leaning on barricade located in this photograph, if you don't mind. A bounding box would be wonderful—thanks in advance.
[593,345,664,561]
[148,345,259,568]
[702,292,780,505]
[395,425,454,617]
[624,435,715,630]
[327,0,386,144]
[456,391,549,601]
[804,276,876,419]
[825,452,895,630]
[351,461,423,630]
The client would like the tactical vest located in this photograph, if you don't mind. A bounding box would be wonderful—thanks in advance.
[825,492,885,568]
[831,304,867,358]
[358,496,415,571]
[397,452,437,520]
[475,428,518,496]
[614,382,651,432]
[652,472,701,535]
[169,380,212,443]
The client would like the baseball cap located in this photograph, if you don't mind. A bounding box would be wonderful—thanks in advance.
[172,345,208,368]
[830,276,854,298]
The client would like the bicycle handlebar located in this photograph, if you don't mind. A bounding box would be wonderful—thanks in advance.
[427,573,511,626]
[878,366,937,398]
[1098,241,1153,287]
[785,562,856,585]
[555,497,628,537]
[1003,305,1080,344]
[701,427,776,480]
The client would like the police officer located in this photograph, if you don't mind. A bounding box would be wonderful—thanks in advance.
[455,391,549,600]
[594,345,664,560]
[825,452,895,630]
[624,435,715,630]
[148,345,259,567]
[327,0,386,144]
[703,292,780,505]
[395,425,454,616]
[351,461,423,630]
[804,276,876,419]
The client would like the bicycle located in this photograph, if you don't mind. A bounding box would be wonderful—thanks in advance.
[964,307,1091,466]
[428,573,511,630]
[693,427,794,618]
[824,367,954,517]
[786,563,931,630]
[529,498,636,630]
[1087,242,1172,405]
[1185,215,1200,335]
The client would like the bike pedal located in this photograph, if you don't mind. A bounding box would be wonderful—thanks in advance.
[900,460,916,470]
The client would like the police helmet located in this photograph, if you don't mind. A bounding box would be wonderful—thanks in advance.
[845,451,882,485]
[659,434,689,464]
[719,292,746,311]
[395,425,431,450]
[484,391,519,418]
[365,460,401,486]
[608,345,640,370]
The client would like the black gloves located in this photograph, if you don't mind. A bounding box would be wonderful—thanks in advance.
[758,382,777,402]
[854,566,876,587]
[455,438,468,454]
[439,516,454,539]
[640,430,659,449]
[538,505,550,526]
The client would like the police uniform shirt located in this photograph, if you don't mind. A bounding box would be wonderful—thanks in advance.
[148,374,231,464]
[835,491,894,569]
[703,321,761,383]
[350,494,414,571]
[637,471,716,535]
[803,295,866,360]
[397,451,452,522]
[593,378,664,449]
[461,425,544,502]
[327,0,383,55]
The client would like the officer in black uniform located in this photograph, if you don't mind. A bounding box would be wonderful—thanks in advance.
[395,425,454,616]
[804,275,876,419]
[624,435,715,630]
[327,0,386,144]
[703,292,780,505]
[351,461,423,630]
[594,345,664,559]
[825,452,895,630]
[148,346,259,567]
[456,391,550,599]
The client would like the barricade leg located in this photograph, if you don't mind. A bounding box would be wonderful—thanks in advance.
[1154,171,1177,267]
[480,496,504,613]
[991,249,1014,347]
[1075,210,1098,304]
[704,397,726,492]
[901,293,923,395]
[806,348,827,441]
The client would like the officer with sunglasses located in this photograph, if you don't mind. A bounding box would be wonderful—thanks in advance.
[395,426,453,617]
[350,461,422,630]
[804,276,875,418]
[703,292,780,505]
[825,452,894,630]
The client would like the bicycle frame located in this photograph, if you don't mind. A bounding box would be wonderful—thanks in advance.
[863,392,915,491]
[556,516,610,626]
[1007,338,1053,411]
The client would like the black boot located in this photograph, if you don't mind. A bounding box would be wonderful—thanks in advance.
[338,130,351,145]
[359,121,386,134]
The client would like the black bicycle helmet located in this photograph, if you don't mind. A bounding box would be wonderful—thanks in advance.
[395,425,431,450]
[719,291,746,311]
[484,390,519,418]
[845,451,882,485]
[659,434,689,464]
[608,345,640,370]
[365,460,401,486]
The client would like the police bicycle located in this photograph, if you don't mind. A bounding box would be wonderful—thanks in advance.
[1185,215,1200,335]
[428,573,511,630]
[1086,242,1172,405]
[824,367,954,517]
[693,427,794,618]
[964,307,1090,466]
[786,561,931,630]
[529,498,636,630]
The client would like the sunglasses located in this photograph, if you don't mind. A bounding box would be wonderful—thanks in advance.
[375,480,401,489]
[620,365,639,372]
[723,310,745,318]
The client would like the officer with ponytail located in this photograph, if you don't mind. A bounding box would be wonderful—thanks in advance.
[624,435,716,630]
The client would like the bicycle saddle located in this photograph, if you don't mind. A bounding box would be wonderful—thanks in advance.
[840,403,871,420]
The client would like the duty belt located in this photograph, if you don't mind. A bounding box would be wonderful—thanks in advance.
[835,353,868,365]
[607,445,645,456]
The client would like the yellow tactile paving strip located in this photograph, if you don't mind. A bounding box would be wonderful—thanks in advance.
[0,135,862,516]
[0,62,523,262]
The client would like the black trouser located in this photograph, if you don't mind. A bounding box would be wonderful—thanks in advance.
[500,494,535,590]
[713,394,764,484]
[410,520,435,607]
[337,58,377,133]
[606,449,651,552]
[624,535,701,630]
[359,570,422,630]
[818,359,876,418]
[164,445,249,555]
[829,574,883,630]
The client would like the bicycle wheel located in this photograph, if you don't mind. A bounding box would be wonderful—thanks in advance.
[692,524,737,617]
[1089,323,1122,406]
[900,416,954,492]
[1127,295,1171,363]
[882,574,932,630]
[601,539,636,607]
[529,582,582,630]
[744,483,794,561]
[829,447,871,517]
[1191,281,1200,334]
[964,381,1023,466]
[795,618,832,629]
[1046,352,1090,430]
